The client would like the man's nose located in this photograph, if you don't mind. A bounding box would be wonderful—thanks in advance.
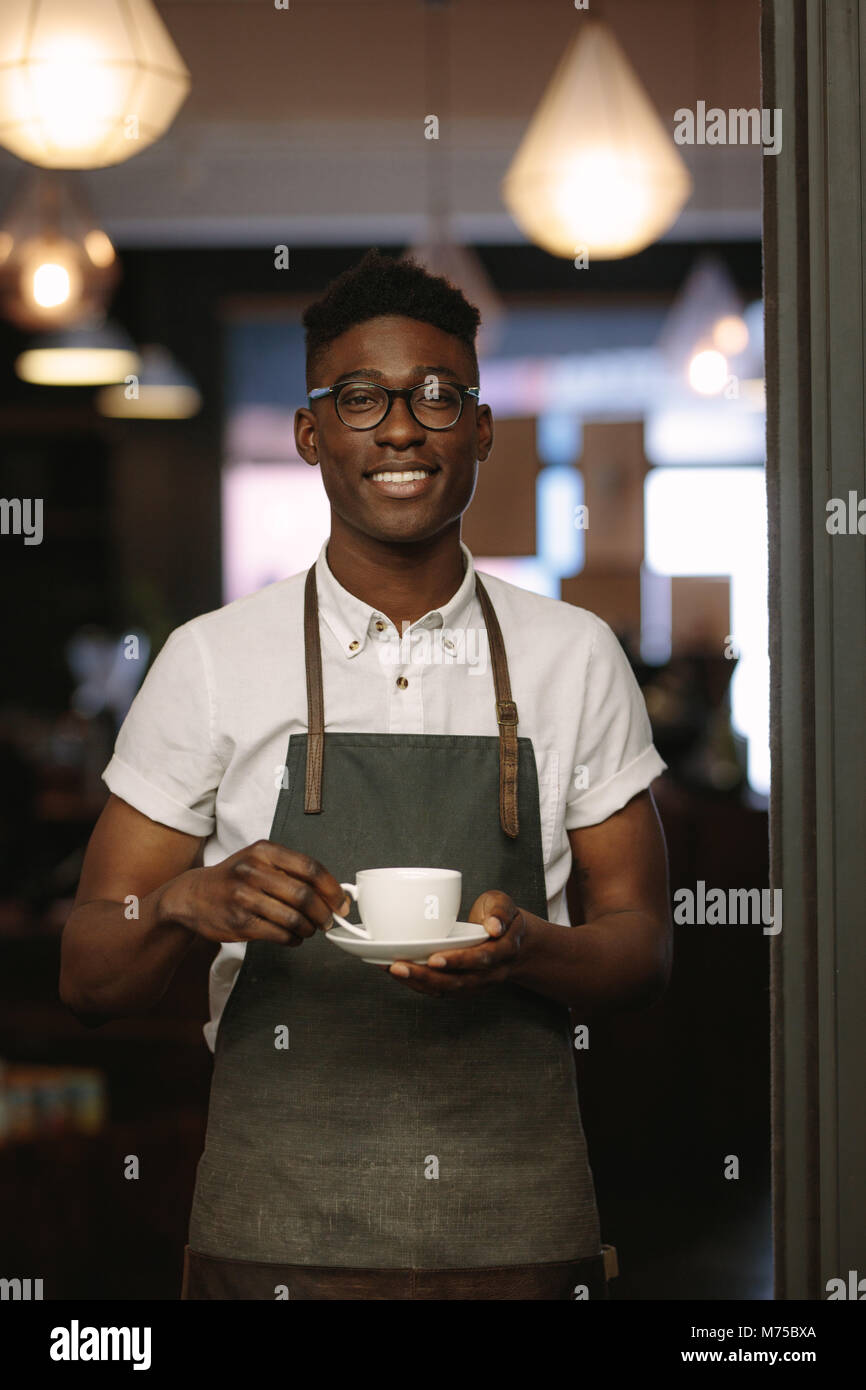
[374,396,426,444]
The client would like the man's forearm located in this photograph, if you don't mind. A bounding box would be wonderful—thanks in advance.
[509,908,671,1014]
[60,876,199,1020]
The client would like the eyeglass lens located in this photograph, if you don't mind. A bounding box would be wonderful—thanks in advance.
[336,382,463,428]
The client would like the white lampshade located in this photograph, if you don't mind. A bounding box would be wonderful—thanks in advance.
[0,0,190,169]
[502,18,692,259]
[95,343,201,418]
[16,315,141,384]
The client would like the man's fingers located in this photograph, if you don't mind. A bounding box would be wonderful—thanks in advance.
[387,961,506,994]
[388,964,454,996]
[237,866,334,933]
[421,907,522,971]
[246,843,350,915]
[232,884,317,939]
[468,894,519,931]
[422,942,506,972]
[229,910,303,945]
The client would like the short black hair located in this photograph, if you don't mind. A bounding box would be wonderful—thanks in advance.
[302,248,481,387]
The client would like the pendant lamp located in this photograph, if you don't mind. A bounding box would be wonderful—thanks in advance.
[656,255,757,397]
[502,18,692,259]
[95,343,201,418]
[15,314,140,385]
[0,0,190,169]
[0,170,119,330]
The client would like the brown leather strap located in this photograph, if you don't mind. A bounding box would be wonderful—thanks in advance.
[475,575,519,839]
[303,564,520,837]
[303,565,325,812]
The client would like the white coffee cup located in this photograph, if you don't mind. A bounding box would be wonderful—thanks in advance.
[331,867,462,942]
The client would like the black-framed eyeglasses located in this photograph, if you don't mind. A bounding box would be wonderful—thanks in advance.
[307,378,480,430]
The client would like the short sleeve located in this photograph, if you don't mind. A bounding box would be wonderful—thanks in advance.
[101,622,222,836]
[565,615,667,830]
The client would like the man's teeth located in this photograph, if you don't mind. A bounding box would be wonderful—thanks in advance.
[369,469,430,482]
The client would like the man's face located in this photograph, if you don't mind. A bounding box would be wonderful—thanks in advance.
[295,314,493,546]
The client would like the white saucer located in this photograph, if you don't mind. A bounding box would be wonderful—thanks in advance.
[325,922,489,965]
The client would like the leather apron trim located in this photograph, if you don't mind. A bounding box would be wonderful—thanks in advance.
[181,1245,609,1301]
[303,564,326,816]
[302,562,520,838]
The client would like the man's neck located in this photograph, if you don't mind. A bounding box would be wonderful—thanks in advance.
[325,523,467,629]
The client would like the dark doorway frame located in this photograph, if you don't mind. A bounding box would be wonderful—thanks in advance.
[763,0,866,1300]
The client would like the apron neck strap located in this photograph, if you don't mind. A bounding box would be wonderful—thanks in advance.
[474,574,519,837]
[303,564,326,821]
[302,561,520,838]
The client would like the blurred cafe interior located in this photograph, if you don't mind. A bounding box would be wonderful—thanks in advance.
[0,0,773,1299]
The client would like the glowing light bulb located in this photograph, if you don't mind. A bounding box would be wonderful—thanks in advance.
[551,148,656,256]
[30,37,117,154]
[32,262,72,308]
[712,315,749,356]
[688,349,729,395]
[19,242,83,316]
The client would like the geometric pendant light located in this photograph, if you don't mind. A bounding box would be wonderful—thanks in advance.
[0,169,119,330]
[0,0,190,169]
[502,18,692,259]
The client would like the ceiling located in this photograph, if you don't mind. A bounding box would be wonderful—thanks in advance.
[0,0,763,248]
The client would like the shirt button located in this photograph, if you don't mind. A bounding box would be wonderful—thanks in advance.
[349,640,359,651]
[374,620,386,631]
[396,676,408,689]
[443,638,455,652]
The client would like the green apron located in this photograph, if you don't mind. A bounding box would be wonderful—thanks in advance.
[185,562,605,1295]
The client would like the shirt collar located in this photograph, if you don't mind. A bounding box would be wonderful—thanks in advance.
[315,538,478,659]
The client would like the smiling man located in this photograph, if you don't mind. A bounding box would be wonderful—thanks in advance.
[60,249,671,1302]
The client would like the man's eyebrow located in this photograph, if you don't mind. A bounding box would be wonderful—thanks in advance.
[333,364,463,385]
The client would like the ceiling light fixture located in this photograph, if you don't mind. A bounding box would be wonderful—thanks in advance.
[502,17,692,259]
[0,0,191,169]
[0,169,119,330]
[15,314,141,385]
[657,256,757,397]
[95,343,201,418]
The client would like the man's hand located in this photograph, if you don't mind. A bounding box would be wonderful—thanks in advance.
[383,890,531,997]
[381,789,672,1012]
[161,842,352,947]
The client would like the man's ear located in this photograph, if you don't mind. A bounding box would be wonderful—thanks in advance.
[478,407,494,463]
[294,407,320,466]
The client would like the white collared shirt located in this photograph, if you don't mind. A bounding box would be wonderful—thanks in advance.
[102,539,667,1050]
